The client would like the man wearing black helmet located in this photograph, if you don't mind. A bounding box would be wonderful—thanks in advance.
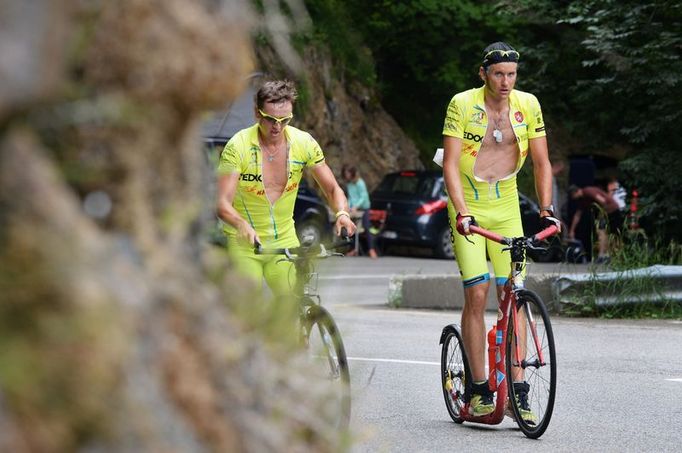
[441,42,560,424]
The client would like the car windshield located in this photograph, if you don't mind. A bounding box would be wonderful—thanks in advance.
[377,173,437,198]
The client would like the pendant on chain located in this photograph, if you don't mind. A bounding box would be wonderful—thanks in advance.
[493,129,503,143]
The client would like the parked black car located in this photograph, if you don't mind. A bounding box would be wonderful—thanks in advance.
[370,170,556,261]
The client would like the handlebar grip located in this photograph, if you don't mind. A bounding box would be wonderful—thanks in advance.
[533,225,559,242]
[340,226,349,240]
[469,224,506,244]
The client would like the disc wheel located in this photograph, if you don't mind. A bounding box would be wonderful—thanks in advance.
[505,290,556,438]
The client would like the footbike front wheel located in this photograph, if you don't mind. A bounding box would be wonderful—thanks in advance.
[302,304,351,429]
[440,325,470,423]
[505,290,557,438]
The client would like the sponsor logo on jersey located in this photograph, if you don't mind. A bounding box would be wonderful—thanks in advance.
[240,173,263,182]
[464,131,483,142]
[463,144,478,157]
[470,112,485,124]
[514,111,524,123]
[241,172,295,183]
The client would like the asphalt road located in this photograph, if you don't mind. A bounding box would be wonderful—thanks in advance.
[315,255,682,452]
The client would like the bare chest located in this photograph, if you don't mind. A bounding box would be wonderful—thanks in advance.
[472,113,519,182]
[260,142,289,202]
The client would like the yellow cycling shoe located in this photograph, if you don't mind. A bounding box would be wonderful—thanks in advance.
[510,381,538,425]
[470,393,495,416]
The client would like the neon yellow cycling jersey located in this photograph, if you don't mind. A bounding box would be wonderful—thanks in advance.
[442,86,546,287]
[217,123,325,248]
[443,86,546,202]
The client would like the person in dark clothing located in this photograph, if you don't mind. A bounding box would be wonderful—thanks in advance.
[568,185,623,263]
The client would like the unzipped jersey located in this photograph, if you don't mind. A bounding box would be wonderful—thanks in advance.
[217,123,325,248]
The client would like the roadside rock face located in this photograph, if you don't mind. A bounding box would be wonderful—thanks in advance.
[257,45,424,190]
[298,47,424,189]
[0,1,348,451]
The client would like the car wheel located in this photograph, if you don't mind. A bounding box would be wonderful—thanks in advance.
[434,226,455,259]
[297,220,324,246]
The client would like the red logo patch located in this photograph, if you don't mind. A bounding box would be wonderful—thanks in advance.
[514,111,524,123]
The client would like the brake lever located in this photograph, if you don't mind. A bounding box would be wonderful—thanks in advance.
[527,238,550,251]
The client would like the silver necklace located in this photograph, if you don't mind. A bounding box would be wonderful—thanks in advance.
[491,112,505,143]
[489,109,507,144]
[262,141,283,162]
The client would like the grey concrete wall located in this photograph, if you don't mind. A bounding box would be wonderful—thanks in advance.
[388,262,589,312]
[392,273,558,312]
[390,264,682,313]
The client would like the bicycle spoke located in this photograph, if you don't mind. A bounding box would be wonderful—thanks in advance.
[441,327,468,423]
[506,290,556,438]
[304,306,351,429]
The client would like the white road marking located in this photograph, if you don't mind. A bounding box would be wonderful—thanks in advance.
[318,274,403,280]
[665,378,682,382]
[347,356,439,366]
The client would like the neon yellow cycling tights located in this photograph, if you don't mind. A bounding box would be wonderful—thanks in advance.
[447,194,525,287]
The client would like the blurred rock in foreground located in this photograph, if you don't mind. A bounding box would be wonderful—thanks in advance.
[0,0,349,451]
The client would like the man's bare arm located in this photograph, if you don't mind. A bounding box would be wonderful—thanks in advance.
[310,163,356,236]
[528,136,553,213]
[443,136,467,214]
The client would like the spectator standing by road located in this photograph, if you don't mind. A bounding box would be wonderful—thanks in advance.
[568,185,623,264]
[442,41,560,423]
[342,164,378,259]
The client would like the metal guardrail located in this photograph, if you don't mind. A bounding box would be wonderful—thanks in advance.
[551,264,682,308]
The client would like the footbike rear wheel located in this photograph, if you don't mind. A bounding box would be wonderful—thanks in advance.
[505,290,556,438]
[440,325,470,423]
[303,304,351,429]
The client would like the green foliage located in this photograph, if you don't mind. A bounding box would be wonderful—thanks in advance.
[341,0,519,159]
[561,230,682,318]
[564,1,682,144]
[560,266,682,319]
[558,1,682,240]
[301,0,376,86]
[300,0,682,242]
[620,147,682,241]
[563,292,682,319]
[610,231,682,270]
